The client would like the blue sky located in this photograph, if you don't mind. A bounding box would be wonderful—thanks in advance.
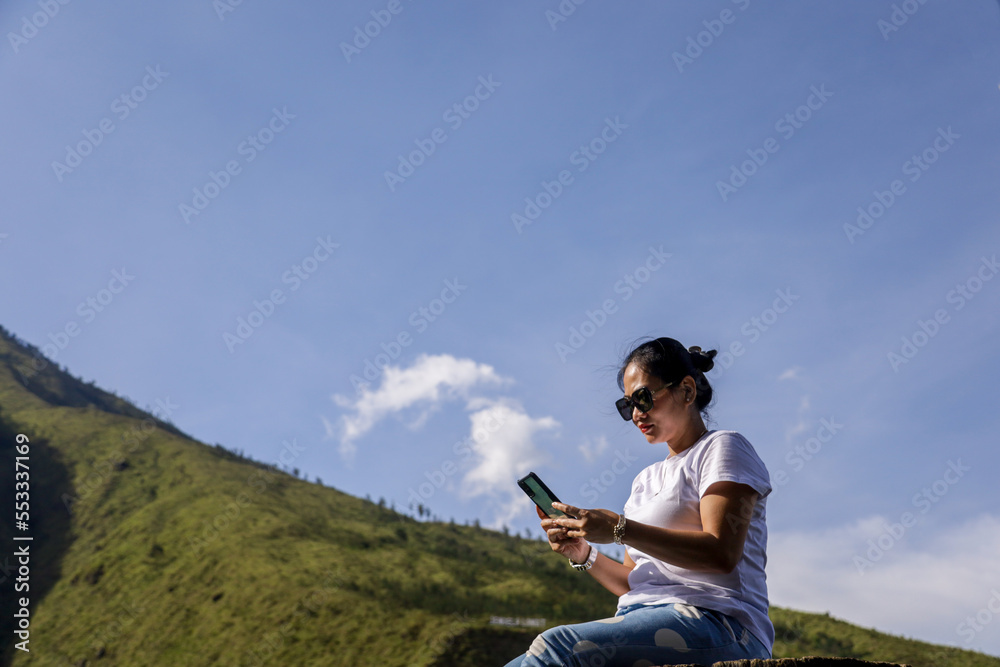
[3,0,1000,657]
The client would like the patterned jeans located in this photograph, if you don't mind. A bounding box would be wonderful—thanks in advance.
[503,602,770,667]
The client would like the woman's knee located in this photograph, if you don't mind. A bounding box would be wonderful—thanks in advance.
[540,622,632,664]
[526,630,552,658]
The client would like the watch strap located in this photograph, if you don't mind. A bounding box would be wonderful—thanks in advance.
[570,544,597,571]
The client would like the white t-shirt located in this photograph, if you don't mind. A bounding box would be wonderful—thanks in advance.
[617,430,773,652]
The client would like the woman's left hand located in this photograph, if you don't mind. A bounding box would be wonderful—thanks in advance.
[550,502,621,544]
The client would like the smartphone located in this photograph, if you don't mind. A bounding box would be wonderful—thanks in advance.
[517,472,574,518]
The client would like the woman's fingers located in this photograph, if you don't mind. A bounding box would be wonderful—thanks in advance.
[546,525,570,540]
[548,505,619,543]
[540,503,597,547]
[552,501,583,518]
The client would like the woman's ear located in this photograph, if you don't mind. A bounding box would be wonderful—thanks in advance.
[681,376,697,404]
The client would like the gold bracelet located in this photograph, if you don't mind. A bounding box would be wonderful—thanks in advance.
[613,513,627,545]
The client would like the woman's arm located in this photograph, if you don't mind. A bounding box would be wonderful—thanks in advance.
[577,548,634,597]
[552,481,758,574]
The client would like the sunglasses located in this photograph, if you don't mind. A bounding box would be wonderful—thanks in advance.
[615,381,676,421]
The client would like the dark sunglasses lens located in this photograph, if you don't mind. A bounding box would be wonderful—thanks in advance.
[634,387,655,413]
[615,387,655,420]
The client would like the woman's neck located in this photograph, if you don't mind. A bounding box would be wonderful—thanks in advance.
[667,419,709,457]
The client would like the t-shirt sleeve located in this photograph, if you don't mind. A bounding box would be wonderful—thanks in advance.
[696,432,771,499]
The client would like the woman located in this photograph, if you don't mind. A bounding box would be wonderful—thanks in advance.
[505,337,773,666]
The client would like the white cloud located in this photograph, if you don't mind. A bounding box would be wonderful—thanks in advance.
[784,393,811,442]
[768,513,1000,658]
[326,354,509,460]
[323,354,564,527]
[460,398,560,528]
[579,435,610,463]
[778,366,803,381]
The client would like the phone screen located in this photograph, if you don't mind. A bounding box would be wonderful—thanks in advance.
[518,472,571,518]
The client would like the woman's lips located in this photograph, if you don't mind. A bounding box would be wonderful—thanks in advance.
[639,423,653,433]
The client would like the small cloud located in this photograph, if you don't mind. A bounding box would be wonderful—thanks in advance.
[327,354,509,460]
[785,393,811,442]
[785,420,810,442]
[578,435,610,463]
[778,366,803,381]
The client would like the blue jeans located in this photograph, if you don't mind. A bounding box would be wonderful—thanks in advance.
[503,602,770,667]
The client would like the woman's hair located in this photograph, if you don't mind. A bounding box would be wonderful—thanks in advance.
[617,337,718,413]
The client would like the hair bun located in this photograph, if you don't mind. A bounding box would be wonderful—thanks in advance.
[688,346,717,373]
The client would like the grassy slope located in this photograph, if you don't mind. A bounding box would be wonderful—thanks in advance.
[0,328,611,667]
[770,608,1000,667]
[0,326,996,667]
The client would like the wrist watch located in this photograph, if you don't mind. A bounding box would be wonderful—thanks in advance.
[570,544,598,572]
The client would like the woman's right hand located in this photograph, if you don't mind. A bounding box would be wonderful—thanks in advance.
[537,505,591,564]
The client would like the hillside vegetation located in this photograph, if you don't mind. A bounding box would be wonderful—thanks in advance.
[0,325,997,667]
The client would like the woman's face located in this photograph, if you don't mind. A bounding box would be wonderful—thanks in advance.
[621,362,691,445]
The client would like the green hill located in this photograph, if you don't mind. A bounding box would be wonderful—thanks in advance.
[0,324,997,667]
